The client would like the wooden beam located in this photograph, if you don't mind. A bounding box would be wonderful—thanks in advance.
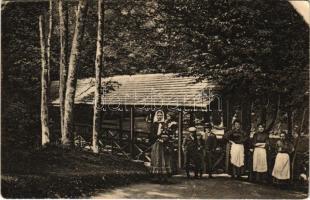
[178,109,183,169]
[2,0,77,3]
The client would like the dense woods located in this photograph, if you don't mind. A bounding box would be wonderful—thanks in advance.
[1,0,308,150]
[1,0,309,198]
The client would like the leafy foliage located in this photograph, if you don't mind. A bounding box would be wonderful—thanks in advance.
[1,0,309,149]
[2,3,47,149]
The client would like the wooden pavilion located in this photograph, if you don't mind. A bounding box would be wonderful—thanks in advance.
[50,73,228,170]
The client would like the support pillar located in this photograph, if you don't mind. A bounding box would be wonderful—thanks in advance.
[119,107,124,144]
[178,109,183,169]
[130,106,135,158]
[226,100,231,130]
[189,112,195,127]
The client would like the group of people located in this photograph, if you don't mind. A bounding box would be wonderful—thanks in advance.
[182,124,217,179]
[149,110,295,185]
[225,120,294,185]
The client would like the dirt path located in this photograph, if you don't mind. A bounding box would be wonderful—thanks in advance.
[92,174,308,199]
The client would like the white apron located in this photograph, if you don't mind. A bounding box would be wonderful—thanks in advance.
[272,153,290,180]
[253,146,267,172]
[230,143,244,167]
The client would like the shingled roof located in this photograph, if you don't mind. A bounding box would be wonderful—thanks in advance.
[50,73,217,108]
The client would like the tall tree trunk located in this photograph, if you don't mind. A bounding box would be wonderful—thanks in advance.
[58,0,68,140]
[266,95,280,132]
[260,97,269,125]
[46,0,53,86]
[241,99,251,133]
[287,109,293,136]
[291,108,307,183]
[62,0,88,146]
[92,0,104,153]
[65,2,69,64]
[39,15,50,146]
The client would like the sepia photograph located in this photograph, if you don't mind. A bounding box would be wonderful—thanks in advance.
[1,0,309,198]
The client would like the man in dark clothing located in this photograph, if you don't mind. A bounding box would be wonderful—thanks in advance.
[182,127,199,178]
[204,123,217,178]
[197,132,206,178]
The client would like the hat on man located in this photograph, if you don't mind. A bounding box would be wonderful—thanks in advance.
[188,127,197,132]
[204,123,213,129]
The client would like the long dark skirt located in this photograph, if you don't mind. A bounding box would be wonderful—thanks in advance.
[150,141,172,175]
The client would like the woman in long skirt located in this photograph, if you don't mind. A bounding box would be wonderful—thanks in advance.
[150,110,172,182]
[272,132,294,186]
[252,123,269,183]
[224,120,248,179]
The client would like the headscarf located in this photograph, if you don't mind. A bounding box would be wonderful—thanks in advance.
[153,110,165,123]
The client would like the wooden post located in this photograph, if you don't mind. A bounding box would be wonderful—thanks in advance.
[222,99,227,128]
[119,107,124,144]
[178,109,183,169]
[189,112,195,127]
[130,106,135,158]
[204,110,211,123]
[225,99,230,173]
[226,100,230,130]
[100,106,104,135]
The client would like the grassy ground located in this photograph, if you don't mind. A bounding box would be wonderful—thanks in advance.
[1,146,149,198]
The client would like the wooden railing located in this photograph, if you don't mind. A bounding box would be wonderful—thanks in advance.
[71,123,156,161]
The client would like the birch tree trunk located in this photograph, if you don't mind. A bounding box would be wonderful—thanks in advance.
[46,0,53,86]
[65,2,69,64]
[92,0,104,153]
[62,0,88,146]
[39,15,50,146]
[58,0,68,140]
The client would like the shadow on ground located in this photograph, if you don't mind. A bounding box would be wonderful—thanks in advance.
[1,147,149,198]
[92,175,309,199]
